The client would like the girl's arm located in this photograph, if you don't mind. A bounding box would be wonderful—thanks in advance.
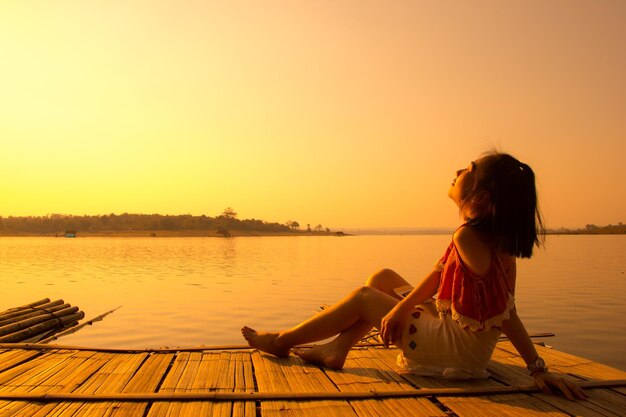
[500,310,588,400]
[380,269,439,347]
[397,268,440,309]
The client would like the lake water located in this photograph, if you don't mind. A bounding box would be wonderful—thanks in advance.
[1,234,624,370]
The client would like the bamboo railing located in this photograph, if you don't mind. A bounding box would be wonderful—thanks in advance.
[0,298,85,343]
[0,379,623,402]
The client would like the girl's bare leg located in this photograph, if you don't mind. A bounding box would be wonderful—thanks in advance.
[242,286,397,355]
[292,319,372,369]
[242,269,411,368]
[293,269,412,368]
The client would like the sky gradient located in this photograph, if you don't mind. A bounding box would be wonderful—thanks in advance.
[1,1,624,229]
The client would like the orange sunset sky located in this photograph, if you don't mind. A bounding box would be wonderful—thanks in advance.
[1,1,624,229]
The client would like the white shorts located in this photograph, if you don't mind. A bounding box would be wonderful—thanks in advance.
[394,285,501,379]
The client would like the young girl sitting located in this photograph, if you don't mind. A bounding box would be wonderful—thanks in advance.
[242,151,587,401]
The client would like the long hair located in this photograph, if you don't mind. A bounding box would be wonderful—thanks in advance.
[462,151,545,258]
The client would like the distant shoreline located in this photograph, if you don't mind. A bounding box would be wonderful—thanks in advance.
[0,230,349,238]
[546,224,625,235]
[545,230,625,235]
[1,229,624,237]
[2,214,622,237]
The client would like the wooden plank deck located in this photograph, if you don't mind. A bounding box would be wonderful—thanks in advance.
[0,342,624,417]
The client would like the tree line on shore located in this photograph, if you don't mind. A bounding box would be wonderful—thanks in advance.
[548,222,625,235]
[0,209,318,235]
[2,210,620,236]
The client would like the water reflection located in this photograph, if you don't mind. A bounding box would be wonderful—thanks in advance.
[0,235,624,370]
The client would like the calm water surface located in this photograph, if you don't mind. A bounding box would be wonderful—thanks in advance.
[1,235,624,370]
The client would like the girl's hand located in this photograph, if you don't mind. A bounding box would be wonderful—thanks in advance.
[380,305,407,348]
[533,371,588,401]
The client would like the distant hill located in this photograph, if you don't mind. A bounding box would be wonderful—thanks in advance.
[2,214,622,236]
[346,224,625,236]
[548,223,625,235]
[0,213,296,236]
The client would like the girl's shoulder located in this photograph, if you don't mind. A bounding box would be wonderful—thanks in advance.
[453,223,490,247]
[453,225,492,276]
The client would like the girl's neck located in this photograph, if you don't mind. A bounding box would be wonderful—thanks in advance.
[458,204,475,221]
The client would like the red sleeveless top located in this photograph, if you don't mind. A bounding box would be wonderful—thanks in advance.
[435,237,515,331]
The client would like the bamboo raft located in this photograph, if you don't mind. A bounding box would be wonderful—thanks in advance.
[0,341,624,417]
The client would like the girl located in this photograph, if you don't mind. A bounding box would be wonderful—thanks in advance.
[242,151,586,401]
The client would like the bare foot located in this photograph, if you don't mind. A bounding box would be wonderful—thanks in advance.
[293,343,348,370]
[241,326,290,358]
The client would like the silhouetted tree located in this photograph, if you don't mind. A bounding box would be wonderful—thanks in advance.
[221,207,237,219]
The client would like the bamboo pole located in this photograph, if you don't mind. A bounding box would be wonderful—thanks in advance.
[0,343,251,353]
[0,303,72,327]
[0,379,622,402]
[0,311,85,343]
[499,332,555,341]
[39,306,122,343]
[0,298,51,317]
[0,299,65,322]
[27,321,79,343]
[0,332,557,353]
[0,306,79,337]
[361,332,555,343]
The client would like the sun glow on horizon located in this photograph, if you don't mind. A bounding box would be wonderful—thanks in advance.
[1,1,624,229]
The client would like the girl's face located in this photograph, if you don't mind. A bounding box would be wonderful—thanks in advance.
[448,161,477,209]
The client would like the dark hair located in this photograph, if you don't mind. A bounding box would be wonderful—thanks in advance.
[462,151,545,258]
